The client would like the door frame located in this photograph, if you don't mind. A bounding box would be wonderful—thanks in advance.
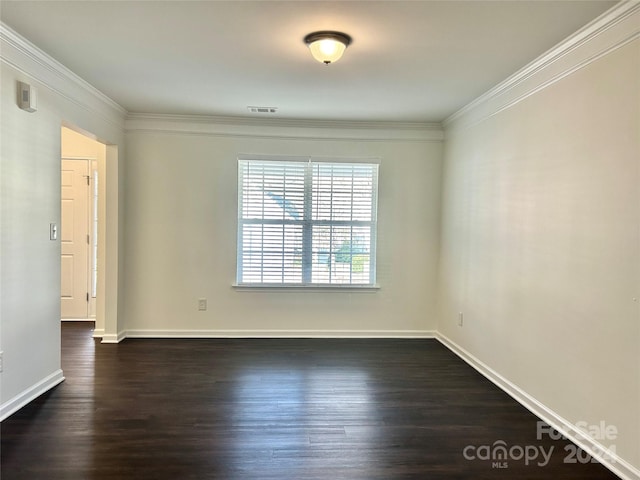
[61,122,118,342]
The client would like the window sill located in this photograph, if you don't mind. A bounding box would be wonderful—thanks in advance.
[232,283,380,292]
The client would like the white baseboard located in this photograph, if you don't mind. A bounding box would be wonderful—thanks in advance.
[436,333,639,480]
[92,328,105,338]
[0,369,65,422]
[101,330,126,344]
[124,329,436,339]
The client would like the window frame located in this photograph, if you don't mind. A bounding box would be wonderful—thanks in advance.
[235,155,380,289]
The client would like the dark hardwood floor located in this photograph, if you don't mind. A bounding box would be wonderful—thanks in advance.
[1,322,619,479]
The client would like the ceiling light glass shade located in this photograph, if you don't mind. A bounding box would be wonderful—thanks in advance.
[304,31,352,65]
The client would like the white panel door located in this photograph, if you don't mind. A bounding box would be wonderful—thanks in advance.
[61,159,89,318]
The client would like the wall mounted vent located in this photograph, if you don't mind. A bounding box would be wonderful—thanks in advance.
[248,106,278,114]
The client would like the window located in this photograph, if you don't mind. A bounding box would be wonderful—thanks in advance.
[237,156,379,286]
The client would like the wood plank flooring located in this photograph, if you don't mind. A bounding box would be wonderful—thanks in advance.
[1,322,620,479]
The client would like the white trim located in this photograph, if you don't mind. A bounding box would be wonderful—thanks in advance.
[238,154,310,163]
[0,22,126,129]
[101,330,126,344]
[0,370,65,422]
[436,333,640,480]
[123,329,436,339]
[444,1,640,133]
[237,154,382,165]
[92,328,105,338]
[125,113,443,142]
[232,284,380,292]
[62,155,98,161]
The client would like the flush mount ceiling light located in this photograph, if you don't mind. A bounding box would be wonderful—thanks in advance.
[304,31,352,65]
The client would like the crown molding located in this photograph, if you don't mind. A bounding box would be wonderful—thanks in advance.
[125,113,444,142]
[444,0,640,132]
[0,21,127,128]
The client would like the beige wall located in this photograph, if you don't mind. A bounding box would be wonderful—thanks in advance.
[62,126,103,158]
[123,128,442,335]
[438,38,639,470]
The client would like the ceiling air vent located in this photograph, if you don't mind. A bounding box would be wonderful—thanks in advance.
[248,106,278,114]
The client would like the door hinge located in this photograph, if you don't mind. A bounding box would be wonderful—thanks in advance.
[86,292,89,302]
[85,175,90,186]
[87,234,90,244]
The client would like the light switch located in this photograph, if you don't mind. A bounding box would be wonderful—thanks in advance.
[50,223,57,240]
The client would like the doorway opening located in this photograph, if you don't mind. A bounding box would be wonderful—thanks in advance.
[60,126,107,337]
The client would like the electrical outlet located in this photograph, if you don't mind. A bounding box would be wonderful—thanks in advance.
[198,298,207,311]
[458,312,464,327]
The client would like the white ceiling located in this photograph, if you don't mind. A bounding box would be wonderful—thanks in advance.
[1,1,616,122]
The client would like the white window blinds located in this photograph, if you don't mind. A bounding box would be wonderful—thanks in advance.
[237,157,379,286]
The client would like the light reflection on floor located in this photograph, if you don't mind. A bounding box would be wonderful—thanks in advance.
[230,366,375,477]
